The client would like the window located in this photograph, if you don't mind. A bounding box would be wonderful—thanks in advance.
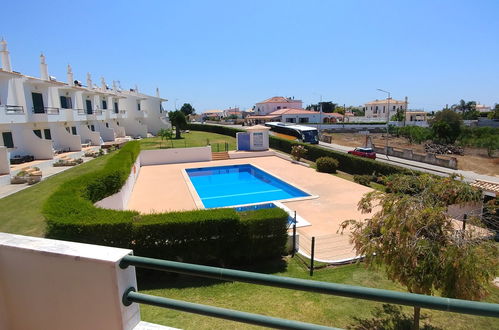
[160,104,164,113]
[114,102,119,113]
[60,96,72,109]
[285,118,295,123]
[102,100,107,109]
[105,123,109,128]
[117,121,119,126]
[32,93,44,113]
[299,117,309,123]
[137,102,141,111]
[65,127,70,133]
[71,126,77,135]
[277,106,281,110]
[43,129,51,140]
[85,100,93,114]
[2,132,14,148]
[393,105,396,110]
[33,129,42,139]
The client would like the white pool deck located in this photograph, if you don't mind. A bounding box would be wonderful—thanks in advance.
[128,155,374,263]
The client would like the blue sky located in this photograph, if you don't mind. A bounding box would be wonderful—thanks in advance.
[1,0,498,112]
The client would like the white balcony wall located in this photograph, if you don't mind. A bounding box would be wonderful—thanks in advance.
[0,146,10,175]
[49,123,82,152]
[77,123,102,146]
[0,233,140,330]
[96,122,116,142]
[10,125,53,159]
[108,120,126,137]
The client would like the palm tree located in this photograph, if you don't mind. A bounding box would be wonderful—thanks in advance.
[452,99,477,118]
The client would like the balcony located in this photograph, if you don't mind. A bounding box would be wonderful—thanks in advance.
[75,108,86,115]
[1,105,25,114]
[32,106,60,115]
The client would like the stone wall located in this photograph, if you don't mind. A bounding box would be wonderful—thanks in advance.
[374,146,458,169]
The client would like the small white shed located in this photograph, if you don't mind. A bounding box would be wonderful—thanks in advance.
[238,125,270,151]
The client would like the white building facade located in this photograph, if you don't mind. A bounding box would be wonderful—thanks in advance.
[364,97,408,120]
[0,40,170,160]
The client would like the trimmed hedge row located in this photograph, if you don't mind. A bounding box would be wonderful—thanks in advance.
[43,141,288,265]
[187,123,412,176]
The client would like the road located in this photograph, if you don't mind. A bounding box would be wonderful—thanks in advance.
[200,123,499,183]
[318,141,499,183]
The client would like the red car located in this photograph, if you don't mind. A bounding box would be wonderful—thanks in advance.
[348,147,376,160]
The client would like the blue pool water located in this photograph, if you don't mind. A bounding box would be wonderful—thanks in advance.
[186,164,310,208]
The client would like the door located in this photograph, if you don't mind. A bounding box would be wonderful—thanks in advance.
[86,100,93,114]
[32,93,44,113]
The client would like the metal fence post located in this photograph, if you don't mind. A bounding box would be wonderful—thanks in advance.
[310,236,315,276]
[292,220,297,258]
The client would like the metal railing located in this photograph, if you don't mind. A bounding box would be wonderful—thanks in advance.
[74,108,86,115]
[2,105,24,114]
[119,255,499,329]
[32,106,60,115]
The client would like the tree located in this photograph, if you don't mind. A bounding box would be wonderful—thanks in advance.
[168,110,187,139]
[180,103,195,117]
[487,104,499,120]
[452,100,479,120]
[306,101,337,113]
[157,128,174,148]
[430,109,463,144]
[341,174,498,330]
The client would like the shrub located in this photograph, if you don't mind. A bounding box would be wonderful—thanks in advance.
[316,157,339,173]
[353,175,372,186]
[44,140,288,265]
[291,145,307,161]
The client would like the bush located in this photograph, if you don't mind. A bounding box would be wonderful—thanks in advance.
[291,145,307,161]
[353,175,372,186]
[316,157,339,173]
[44,140,288,265]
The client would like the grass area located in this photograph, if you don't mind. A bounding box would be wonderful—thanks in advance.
[0,154,112,236]
[140,131,236,152]
[139,257,499,330]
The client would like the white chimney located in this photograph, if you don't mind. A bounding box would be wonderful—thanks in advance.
[134,84,139,93]
[86,73,92,89]
[155,87,160,98]
[40,53,49,80]
[0,38,12,72]
[112,80,117,91]
[67,64,74,85]
[101,77,106,90]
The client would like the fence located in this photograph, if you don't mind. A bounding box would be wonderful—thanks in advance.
[119,254,499,329]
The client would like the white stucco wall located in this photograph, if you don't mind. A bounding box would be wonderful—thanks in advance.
[0,146,9,174]
[0,233,140,330]
[255,100,303,115]
[140,146,212,166]
[50,123,82,152]
[95,156,141,210]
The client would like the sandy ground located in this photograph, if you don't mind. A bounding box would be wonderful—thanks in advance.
[128,156,374,262]
[325,133,499,177]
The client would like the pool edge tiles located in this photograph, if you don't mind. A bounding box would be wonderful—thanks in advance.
[183,163,318,209]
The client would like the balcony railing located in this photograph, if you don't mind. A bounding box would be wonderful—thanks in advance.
[75,108,86,115]
[120,255,499,330]
[32,106,60,115]
[119,109,126,114]
[93,109,103,115]
[2,105,25,114]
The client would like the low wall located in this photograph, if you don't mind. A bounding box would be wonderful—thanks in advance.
[229,150,275,159]
[374,146,458,169]
[140,146,212,166]
[95,156,141,210]
[0,146,10,175]
[0,233,139,330]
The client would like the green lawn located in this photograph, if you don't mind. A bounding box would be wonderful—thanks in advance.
[139,257,499,330]
[140,131,236,152]
[0,153,111,236]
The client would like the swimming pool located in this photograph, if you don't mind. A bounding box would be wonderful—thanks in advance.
[185,164,310,208]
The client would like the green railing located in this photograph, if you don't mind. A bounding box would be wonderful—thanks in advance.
[120,255,499,329]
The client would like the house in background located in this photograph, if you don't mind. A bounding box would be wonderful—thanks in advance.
[202,109,224,120]
[475,103,491,113]
[223,107,243,119]
[364,97,408,120]
[254,96,302,115]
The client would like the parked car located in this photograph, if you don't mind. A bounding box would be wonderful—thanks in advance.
[347,147,376,160]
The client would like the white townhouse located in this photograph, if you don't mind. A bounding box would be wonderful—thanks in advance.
[0,39,170,160]
[364,97,408,120]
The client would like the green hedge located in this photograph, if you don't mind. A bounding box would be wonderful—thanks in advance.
[187,123,412,176]
[44,141,288,265]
